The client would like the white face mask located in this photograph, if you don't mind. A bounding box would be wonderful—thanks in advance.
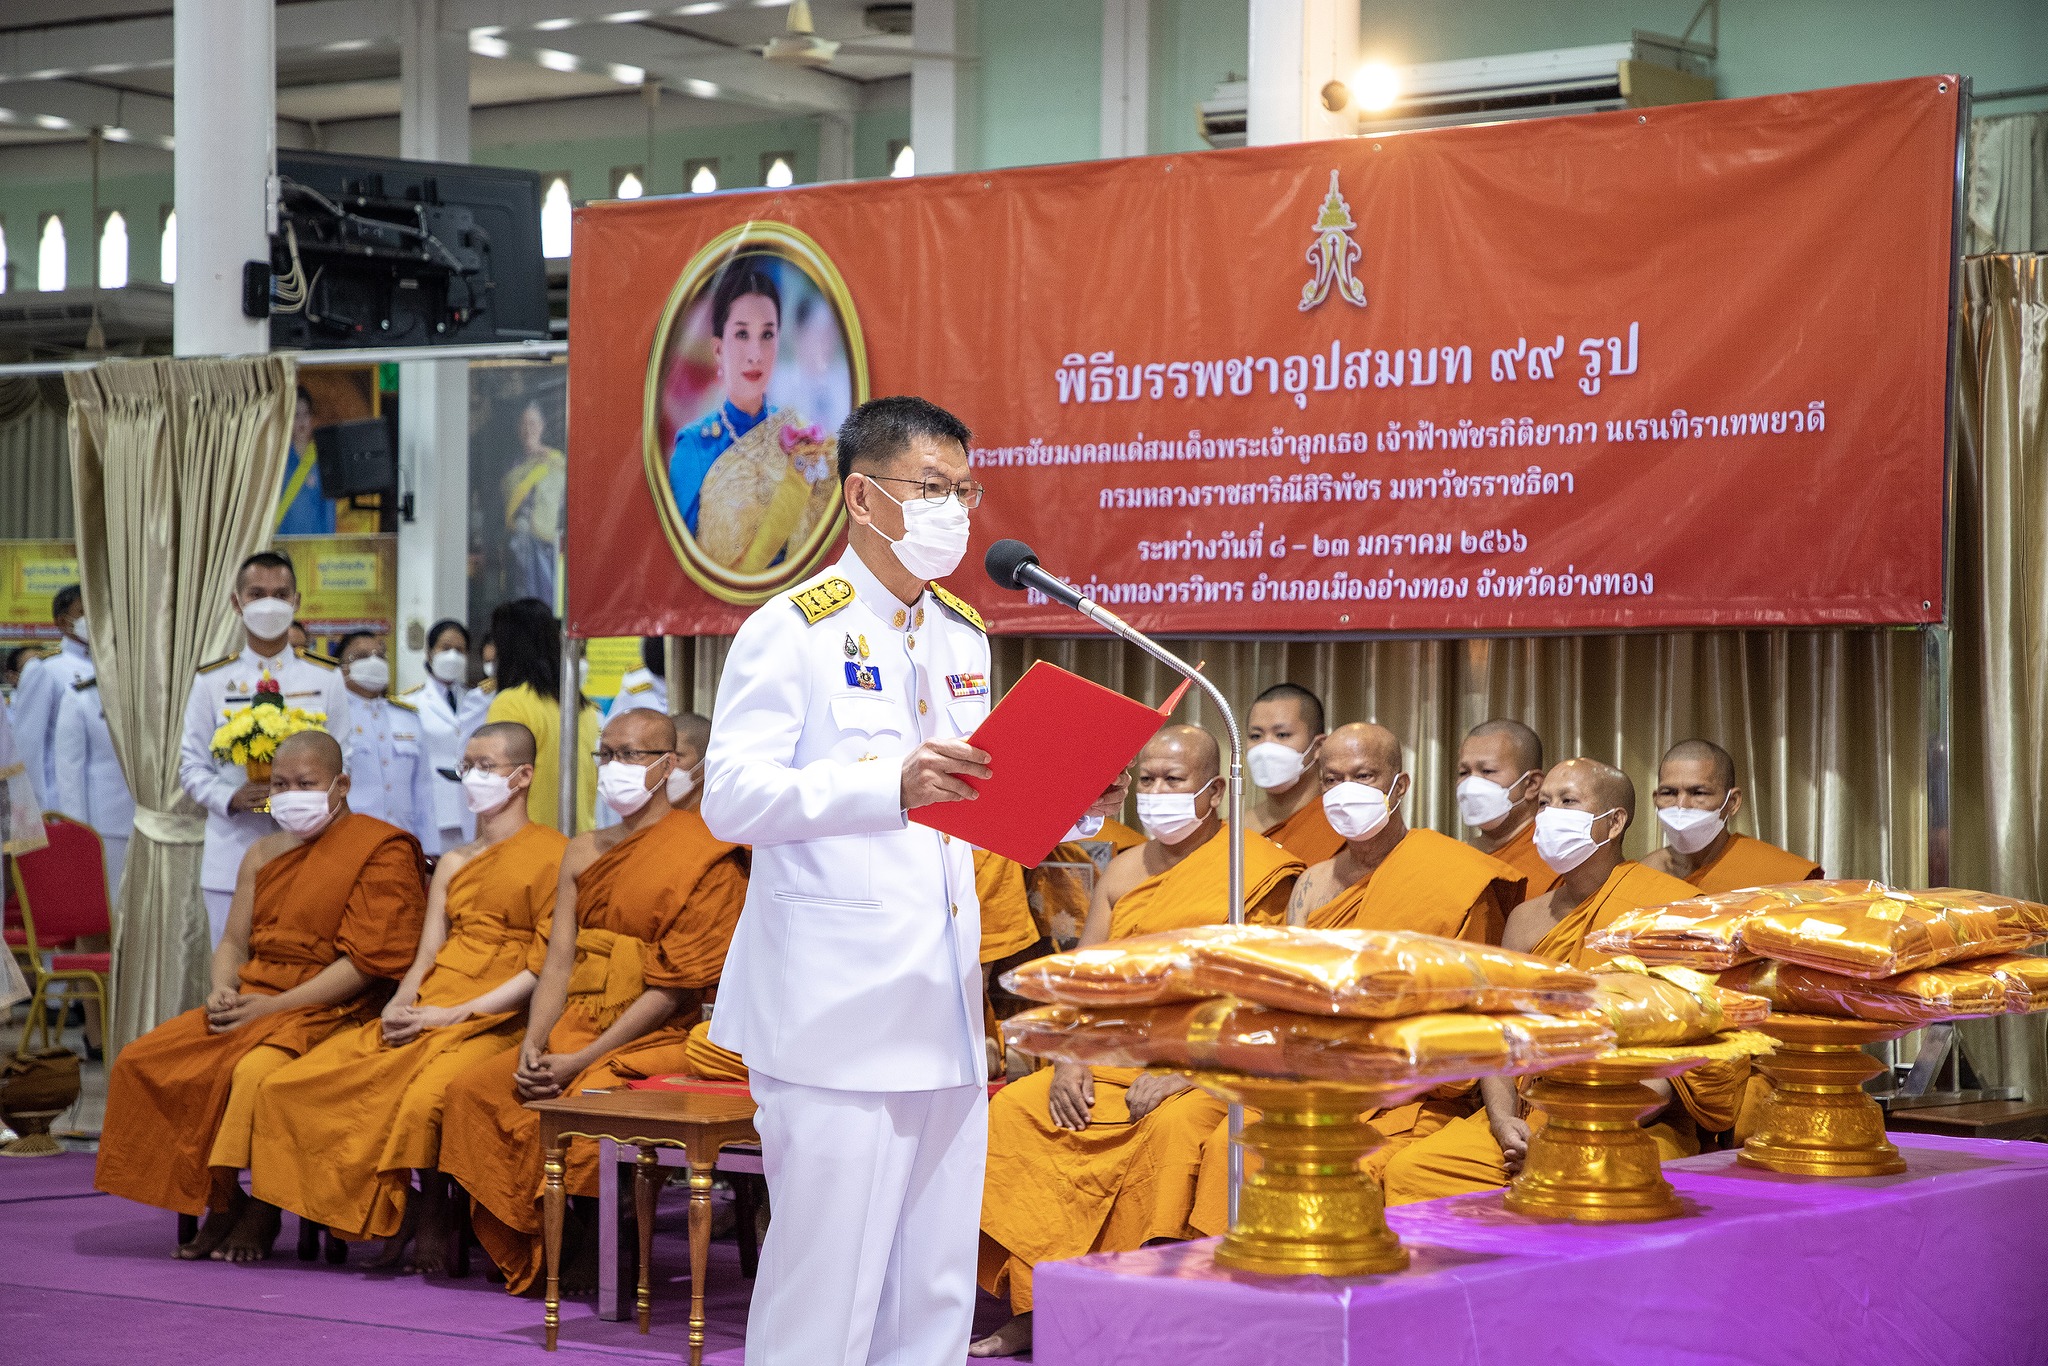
[1457,773,1526,830]
[462,767,522,815]
[870,481,971,581]
[1246,741,1310,792]
[1135,779,1215,845]
[1323,781,1394,841]
[598,759,665,816]
[482,660,496,678]
[270,781,338,837]
[70,616,90,646]
[430,650,468,685]
[242,596,296,642]
[1658,796,1732,854]
[667,762,697,804]
[1533,806,1619,874]
[347,656,391,693]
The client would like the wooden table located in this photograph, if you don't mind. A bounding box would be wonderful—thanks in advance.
[528,1089,759,1366]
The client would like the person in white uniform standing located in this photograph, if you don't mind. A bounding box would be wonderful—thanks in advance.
[335,631,437,849]
[54,672,135,893]
[178,552,351,947]
[703,396,1123,1366]
[403,618,475,855]
[11,584,94,806]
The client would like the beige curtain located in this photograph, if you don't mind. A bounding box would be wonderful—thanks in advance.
[1968,114,2048,255]
[67,356,297,1054]
[0,378,74,539]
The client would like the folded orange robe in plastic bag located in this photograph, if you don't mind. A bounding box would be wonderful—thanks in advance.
[1718,958,2012,1023]
[1592,965,1771,1045]
[1742,890,2036,979]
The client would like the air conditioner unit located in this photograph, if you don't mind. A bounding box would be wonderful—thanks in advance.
[1197,31,1714,148]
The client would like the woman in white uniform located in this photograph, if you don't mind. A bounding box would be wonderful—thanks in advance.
[403,618,473,854]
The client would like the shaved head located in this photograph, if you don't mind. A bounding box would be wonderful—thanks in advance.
[1251,682,1325,737]
[1325,722,1403,774]
[1139,723,1221,786]
[674,711,712,765]
[1547,757,1636,827]
[1662,739,1736,791]
[604,707,677,751]
[473,721,536,766]
[275,729,345,781]
[1467,718,1543,774]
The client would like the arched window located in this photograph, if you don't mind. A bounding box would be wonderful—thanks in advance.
[37,214,66,292]
[689,163,718,194]
[160,209,177,284]
[614,171,643,199]
[891,143,915,178]
[540,176,572,258]
[98,210,128,288]
[763,156,794,189]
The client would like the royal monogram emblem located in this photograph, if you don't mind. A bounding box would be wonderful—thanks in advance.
[1299,170,1367,312]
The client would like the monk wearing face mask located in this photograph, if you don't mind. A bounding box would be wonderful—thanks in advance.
[1379,759,1742,1206]
[1243,682,1343,863]
[971,725,1301,1359]
[96,731,427,1264]
[1455,718,1555,895]
[1641,739,1823,892]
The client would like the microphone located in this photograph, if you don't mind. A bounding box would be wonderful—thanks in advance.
[984,539,1085,609]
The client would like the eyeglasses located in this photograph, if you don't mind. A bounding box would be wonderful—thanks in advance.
[865,474,986,510]
[457,759,525,776]
[592,747,673,765]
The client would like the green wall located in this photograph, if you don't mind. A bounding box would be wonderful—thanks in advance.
[1150,0,1250,155]
[0,169,173,293]
[971,0,1104,169]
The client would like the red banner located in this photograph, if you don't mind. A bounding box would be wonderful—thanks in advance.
[567,77,1959,638]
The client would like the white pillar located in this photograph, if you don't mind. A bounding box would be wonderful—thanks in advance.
[395,0,473,693]
[1100,0,1150,159]
[912,0,958,174]
[1247,0,1357,147]
[173,0,274,356]
[818,113,855,182]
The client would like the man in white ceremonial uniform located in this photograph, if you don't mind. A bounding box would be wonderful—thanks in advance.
[54,673,135,893]
[178,552,351,947]
[704,397,1121,1366]
[11,584,93,807]
[334,631,436,848]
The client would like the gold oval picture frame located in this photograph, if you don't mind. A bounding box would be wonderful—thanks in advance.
[642,220,869,604]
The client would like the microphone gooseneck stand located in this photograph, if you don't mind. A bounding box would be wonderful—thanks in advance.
[984,541,1249,1221]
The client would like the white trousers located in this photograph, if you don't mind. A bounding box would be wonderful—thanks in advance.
[204,888,234,950]
[746,1075,987,1366]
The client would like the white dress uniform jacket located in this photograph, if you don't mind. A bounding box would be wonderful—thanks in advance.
[341,690,437,848]
[179,642,352,895]
[11,637,92,806]
[54,676,135,893]
[704,550,991,1093]
[404,679,469,852]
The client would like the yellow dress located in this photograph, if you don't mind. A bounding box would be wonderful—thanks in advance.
[485,683,599,833]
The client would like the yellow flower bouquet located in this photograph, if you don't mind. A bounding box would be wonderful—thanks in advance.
[209,673,326,782]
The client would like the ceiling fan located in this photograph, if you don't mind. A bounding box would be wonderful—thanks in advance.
[761,1,969,68]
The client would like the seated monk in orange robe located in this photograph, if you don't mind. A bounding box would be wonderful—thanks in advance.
[1381,758,1740,1206]
[1642,738,1824,892]
[438,709,748,1293]
[95,731,426,1263]
[1244,682,1346,867]
[247,722,566,1270]
[971,725,1302,1359]
[1183,723,1527,1234]
[1456,717,1557,897]
[1028,818,1145,948]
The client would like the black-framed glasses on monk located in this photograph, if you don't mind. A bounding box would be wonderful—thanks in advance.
[865,474,986,509]
[592,747,673,765]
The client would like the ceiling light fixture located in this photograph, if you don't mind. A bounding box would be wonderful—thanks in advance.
[535,48,581,72]
[469,33,510,57]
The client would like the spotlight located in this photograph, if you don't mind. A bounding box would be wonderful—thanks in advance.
[1354,61,1401,113]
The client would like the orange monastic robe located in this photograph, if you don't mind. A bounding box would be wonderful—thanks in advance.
[1379,861,1740,1206]
[977,849,1042,965]
[95,815,425,1215]
[1486,820,1560,898]
[248,822,567,1240]
[1264,800,1347,867]
[978,828,1301,1313]
[1679,832,1824,894]
[438,807,747,1292]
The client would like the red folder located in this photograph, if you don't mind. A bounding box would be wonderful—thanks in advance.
[911,661,1191,866]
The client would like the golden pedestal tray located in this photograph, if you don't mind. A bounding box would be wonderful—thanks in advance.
[1505,1052,1712,1222]
[1175,1068,1410,1277]
[1739,1014,1912,1177]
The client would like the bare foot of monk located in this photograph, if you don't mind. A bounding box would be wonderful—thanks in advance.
[175,1208,238,1260]
[366,1188,421,1271]
[407,1172,453,1275]
[968,1313,1032,1358]
[214,1199,282,1263]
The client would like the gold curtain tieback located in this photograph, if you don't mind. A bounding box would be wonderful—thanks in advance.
[132,807,208,845]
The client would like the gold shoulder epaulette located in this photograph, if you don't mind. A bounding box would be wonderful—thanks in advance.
[73,675,97,691]
[399,682,425,697]
[478,679,497,695]
[931,584,985,633]
[298,649,339,670]
[197,654,236,675]
[387,696,418,714]
[789,575,855,625]
[625,680,653,695]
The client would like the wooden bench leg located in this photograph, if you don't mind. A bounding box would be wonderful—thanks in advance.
[634,1145,659,1335]
[542,1142,566,1352]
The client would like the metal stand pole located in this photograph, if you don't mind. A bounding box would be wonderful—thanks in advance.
[558,630,582,837]
[1070,595,1249,1220]
[663,636,686,719]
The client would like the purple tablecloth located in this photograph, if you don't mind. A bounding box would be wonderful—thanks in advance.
[1033,1133,2048,1366]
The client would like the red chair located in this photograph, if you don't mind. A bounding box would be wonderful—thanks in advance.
[9,815,112,1057]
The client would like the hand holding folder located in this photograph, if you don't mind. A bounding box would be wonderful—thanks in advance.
[910,661,1191,866]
